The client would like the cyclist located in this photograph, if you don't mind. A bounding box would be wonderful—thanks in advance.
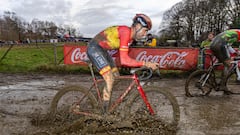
[210,29,240,93]
[87,13,159,113]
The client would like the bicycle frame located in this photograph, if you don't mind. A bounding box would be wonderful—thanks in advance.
[200,54,240,90]
[51,60,180,126]
[185,53,240,97]
[198,54,221,89]
[81,62,154,115]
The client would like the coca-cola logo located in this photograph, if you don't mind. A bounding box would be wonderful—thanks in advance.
[136,51,188,68]
[70,48,189,68]
[71,48,88,63]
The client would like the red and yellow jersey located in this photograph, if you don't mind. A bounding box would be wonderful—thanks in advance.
[93,25,144,67]
[94,26,131,49]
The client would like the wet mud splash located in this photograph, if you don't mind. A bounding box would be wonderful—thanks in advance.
[30,112,177,135]
[1,73,240,135]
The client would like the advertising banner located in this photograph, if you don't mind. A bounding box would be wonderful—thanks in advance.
[64,45,199,70]
[203,48,240,70]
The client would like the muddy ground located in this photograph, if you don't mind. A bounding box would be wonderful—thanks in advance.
[0,72,240,135]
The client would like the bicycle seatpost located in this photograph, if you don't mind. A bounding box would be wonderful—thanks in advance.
[82,59,96,80]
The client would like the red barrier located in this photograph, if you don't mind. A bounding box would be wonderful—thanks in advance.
[63,44,199,70]
[203,48,240,70]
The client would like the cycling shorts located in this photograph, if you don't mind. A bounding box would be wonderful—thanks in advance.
[87,40,116,75]
[210,37,230,63]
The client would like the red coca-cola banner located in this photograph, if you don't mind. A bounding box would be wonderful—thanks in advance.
[203,48,240,70]
[63,44,199,70]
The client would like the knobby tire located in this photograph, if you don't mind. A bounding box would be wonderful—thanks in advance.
[185,70,213,97]
[50,85,98,122]
[124,86,180,127]
[226,71,240,94]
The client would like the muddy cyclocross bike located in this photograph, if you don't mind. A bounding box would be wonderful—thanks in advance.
[185,52,240,97]
[50,60,180,127]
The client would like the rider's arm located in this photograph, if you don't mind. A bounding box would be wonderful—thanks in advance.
[118,27,144,67]
[227,45,236,54]
[119,47,144,67]
[227,43,240,55]
[227,43,240,56]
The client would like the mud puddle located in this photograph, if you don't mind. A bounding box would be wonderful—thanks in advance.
[0,73,240,135]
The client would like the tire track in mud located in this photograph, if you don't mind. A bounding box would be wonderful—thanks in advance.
[0,73,240,135]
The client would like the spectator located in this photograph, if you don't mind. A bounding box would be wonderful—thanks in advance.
[200,32,214,49]
[145,33,157,47]
[198,32,215,69]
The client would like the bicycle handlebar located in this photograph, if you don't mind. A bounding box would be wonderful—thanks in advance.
[130,66,153,81]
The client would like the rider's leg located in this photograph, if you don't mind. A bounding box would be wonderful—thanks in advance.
[216,43,232,93]
[101,57,119,113]
[112,67,120,77]
[102,70,115,113]
[86,42,117,112]
[219,60,231,92]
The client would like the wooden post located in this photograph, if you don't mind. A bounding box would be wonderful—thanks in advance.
[0,44,14,63]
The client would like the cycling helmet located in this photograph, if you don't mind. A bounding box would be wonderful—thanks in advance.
[133,14,152,30]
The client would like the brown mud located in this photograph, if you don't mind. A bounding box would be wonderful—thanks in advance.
[0,73,240,135]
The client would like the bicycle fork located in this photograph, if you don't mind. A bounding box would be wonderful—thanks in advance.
[134,74,154,115]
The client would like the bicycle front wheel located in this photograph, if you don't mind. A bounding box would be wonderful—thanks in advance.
[50,85,98,122]
[124,86,180,127]
[226,72,240,94]
[185,70,213,97]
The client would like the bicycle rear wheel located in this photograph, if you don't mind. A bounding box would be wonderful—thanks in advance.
[185,70,213,97]
[124,86,180,127]
[50,86,98,122]
[226,72,240,94]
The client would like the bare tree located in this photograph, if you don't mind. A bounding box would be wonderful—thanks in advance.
[226,0,240,28]
[159,2,184,45]
[159,0,239,47]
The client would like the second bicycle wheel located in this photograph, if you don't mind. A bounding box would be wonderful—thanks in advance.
[124,86,180,127]
[226,72,240,94]
[50,85,98,123]
[185,70,213,97]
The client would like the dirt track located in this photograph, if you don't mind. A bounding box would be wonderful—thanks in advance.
[0,73,240,135]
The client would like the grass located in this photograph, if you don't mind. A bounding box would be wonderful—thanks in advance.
[0,43,191,78]
[0,42,87,73]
